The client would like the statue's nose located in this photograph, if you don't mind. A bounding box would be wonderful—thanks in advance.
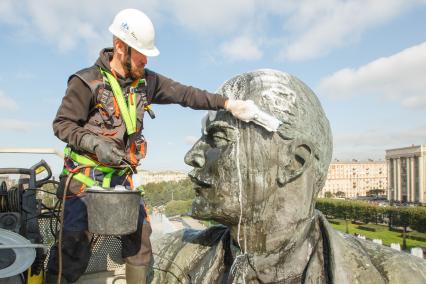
[184,140,206,168]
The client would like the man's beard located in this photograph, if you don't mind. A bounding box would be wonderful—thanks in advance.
[130,65,145,79]
[120,57,145,79]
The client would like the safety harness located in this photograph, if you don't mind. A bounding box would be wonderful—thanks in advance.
[62,147,129,188]
[63,68,151,191]
[100,68,143,135]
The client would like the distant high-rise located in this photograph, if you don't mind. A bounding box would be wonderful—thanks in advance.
[386,145,426,203]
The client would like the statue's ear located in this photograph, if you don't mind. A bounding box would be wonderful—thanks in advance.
[277,141,313,186]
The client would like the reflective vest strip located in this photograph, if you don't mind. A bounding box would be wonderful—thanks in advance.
[63,147,131,188]
[102,172,114,188]
[64,147,115,173]
[101,69,136,135]
[62,168,97,187]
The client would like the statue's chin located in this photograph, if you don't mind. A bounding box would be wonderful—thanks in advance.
[190,197,214,220]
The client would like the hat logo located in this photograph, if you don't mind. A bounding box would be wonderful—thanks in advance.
[120,22,129,33]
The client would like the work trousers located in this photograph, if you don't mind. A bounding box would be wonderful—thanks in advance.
[46,173,152,283]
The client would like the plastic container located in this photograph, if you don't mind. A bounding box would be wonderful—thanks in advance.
[85,187,141,235]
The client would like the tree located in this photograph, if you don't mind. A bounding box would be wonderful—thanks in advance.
[333,200,352,233]
[386,207,398,229]
[411,207,426,233]
[335,191,345,198]
[392,207,411,250]
[324,191,333,198]
[144,178,195,207]
[165,200,193,216]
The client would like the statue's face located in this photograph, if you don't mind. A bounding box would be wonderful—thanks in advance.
[184,110,293,225]
[185,70,330,231]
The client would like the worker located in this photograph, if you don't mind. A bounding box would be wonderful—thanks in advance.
[47,8,255,284]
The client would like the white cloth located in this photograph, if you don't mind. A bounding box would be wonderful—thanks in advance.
[225,99,281,132]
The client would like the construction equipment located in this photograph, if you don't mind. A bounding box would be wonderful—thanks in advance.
[0,160,56,283]
[0,149,146,283]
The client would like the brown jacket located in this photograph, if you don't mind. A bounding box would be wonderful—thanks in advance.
[53,48,226,165]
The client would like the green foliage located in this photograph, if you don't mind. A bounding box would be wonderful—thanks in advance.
[316,198,381,223]
[392,207,411,229]
[142,179,196,217]
[143,178,194,207]
[328,219,341,225]
[409,207,426,233]
[164,200,193,217]
[316,198,426,247]
[407,231,426,242]
[358,224,377,232]
[39,182,58,209]
[330,218,426,251]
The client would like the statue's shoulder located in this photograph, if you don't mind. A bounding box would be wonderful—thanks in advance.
[152,224,229,251]
[150,225,230,284]
[317,211,426,284]
[356,238,426,283]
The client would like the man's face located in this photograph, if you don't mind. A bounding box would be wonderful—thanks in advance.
[119,46,147,79]
[184,111,291,225]
[130,48,147,79]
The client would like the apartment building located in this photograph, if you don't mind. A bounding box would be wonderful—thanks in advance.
[320,160,387,198]
[386,145,426,203]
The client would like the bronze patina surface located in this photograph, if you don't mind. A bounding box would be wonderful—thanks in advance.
[150,69,426,283]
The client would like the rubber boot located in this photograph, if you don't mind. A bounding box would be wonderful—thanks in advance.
[125,263,147,284]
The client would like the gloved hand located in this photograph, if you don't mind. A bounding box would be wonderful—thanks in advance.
[224,99,259,122]
[224,99,282,132]
[80,135,125,165]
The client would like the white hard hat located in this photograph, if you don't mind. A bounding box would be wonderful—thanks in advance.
[109,8,160,57]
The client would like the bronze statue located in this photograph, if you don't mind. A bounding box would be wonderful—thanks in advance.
[150,69,426,283]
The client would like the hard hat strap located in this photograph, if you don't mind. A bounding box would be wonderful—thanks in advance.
[125,45,132,78]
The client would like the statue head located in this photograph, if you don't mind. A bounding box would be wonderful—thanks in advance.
[185,69,332,241]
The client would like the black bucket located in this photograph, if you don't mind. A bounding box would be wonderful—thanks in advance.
[85,187,141,235]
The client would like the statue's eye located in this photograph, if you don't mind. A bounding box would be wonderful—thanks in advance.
[207,129,231,148]
[205,122,238,148]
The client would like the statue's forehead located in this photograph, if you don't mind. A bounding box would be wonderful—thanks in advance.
[202,110,230,135]
[218,71,298,125]
[203,111,235,131]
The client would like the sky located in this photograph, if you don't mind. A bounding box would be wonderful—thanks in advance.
[0,0,426,177]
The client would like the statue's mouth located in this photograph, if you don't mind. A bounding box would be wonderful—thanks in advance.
[188,175,211,196]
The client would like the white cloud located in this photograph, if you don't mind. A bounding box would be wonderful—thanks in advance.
[163,0,256,36]
[0,0,161,52]
[0,1,25,25]
[0,91,18,111]
[333,124,426,160]
[184,136,198,145]
[166,0,425,62]
[1,0,425,61]
[0,119,39,132]
[401,96,426,109]
[220,36,263,61]
[318,42,426,109]
[280,0,422,61]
